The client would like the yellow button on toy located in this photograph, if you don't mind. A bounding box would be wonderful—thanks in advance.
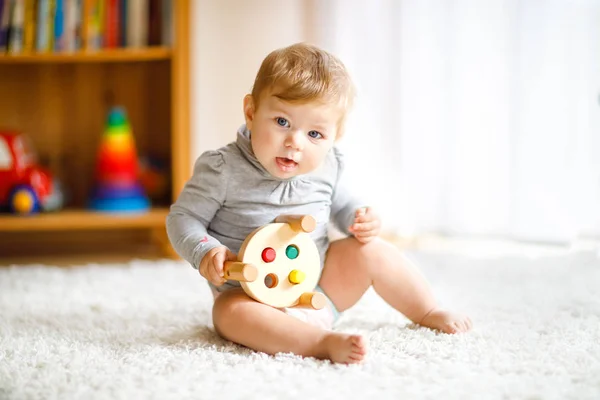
[288,269,305,284]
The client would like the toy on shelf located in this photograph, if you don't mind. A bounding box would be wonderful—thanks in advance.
[223,215,327,310]
[139,155,169,203]
[89,107,150,213]
[0,131,63,215]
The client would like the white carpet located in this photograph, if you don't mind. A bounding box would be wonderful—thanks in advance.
[1,246,599,400]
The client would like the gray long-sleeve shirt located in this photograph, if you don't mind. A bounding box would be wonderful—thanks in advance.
[166,125,363,292]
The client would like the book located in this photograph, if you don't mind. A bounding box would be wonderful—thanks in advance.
[22,0,37,52]
[8,0,24,54]
[0,0,11,52]
[103,0,118,48]
[126,0,146,48]
[118,0,125,46]
[73,0,82,49]
[63,0,80,51]
[35,0,55,51]
[161,0,171,46]
[147,0,159,46]
[53,0,64,51]
[2,0,171,54]
[85,0,103,50]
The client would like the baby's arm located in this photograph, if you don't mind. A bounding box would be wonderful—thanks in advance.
[330,182,365,235]
[166,151,228,270]
[330,148,376,240]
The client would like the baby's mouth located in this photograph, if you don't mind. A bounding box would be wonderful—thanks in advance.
[276,157,298,172]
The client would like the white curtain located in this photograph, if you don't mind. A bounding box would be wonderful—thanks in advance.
[311,0,600,243]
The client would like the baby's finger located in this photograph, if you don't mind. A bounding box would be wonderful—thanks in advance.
[201,263,221,285]
[211,264,226,286]
[356,207,376,223]
[207,264,225,286]
[210,252,226,285]
[225,249,238,262]
[351,220,378,232]
[354,207,367,220]
[213,251,226,273]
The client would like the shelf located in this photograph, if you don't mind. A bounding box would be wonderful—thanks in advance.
[0,208,169,232]
[0,47,172,64]
[0,0,188,260]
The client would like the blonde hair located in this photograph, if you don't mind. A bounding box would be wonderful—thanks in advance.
[250,43,355,136]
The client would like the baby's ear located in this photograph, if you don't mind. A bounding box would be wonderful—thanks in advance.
[243,95,255,129]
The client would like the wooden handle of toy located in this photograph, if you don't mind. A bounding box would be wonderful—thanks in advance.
[275,215,316,233]
[295,292,327,310]
[223,262,258,282]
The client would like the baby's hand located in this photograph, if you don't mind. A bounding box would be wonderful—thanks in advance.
[348,207,381,243]
[199,246,237,286]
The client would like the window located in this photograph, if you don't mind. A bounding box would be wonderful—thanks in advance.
[0,138,13,170]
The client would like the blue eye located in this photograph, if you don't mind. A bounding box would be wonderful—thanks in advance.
[308,131,323,139]
[276,117,290,127]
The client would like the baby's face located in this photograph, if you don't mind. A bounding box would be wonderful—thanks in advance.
[244,94,340,179]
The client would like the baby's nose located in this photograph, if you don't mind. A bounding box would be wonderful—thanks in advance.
[284,130,304,150]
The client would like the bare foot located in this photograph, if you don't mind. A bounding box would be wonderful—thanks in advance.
[324,333,367,364]
[419,308,472,334]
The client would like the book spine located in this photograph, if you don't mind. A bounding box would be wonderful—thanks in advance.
[118,0,125,47]
[94,0,102,48]
[53,0,64,51]
[126,0,146,48]
[147,0,159,46]
[81,0,91,49]
[86,0,102,50]
[73,0,81,49]
[45,0,55,51]
[103,0,117,48]
[160,0,171,46]
[35,0,44,50]
[8,0,25,54]
[63,0,76,51]
[22,0,36,51]
[0,0,11,52]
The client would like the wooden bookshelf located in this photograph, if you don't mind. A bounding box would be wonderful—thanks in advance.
[0,1,190,261]
[0,47,172,64]
[0,208,169,232]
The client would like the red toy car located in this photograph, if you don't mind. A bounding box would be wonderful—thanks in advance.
[0,131,63,215]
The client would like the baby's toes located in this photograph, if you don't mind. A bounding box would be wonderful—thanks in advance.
[463,318,473,332]
[445,322,459,334]
[456,320,468,333]
[351,335,368,354]
[466,317,473,330]
[454,317,472,333]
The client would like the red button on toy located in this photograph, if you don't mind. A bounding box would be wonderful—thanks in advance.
[261,247,276,263]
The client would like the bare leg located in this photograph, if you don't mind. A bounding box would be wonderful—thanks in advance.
[212,288,367,363]
[319,237,472,333]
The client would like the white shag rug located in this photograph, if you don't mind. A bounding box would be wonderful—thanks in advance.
[1,247,599,400]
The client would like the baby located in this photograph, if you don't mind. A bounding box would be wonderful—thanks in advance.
[166,42,472,364]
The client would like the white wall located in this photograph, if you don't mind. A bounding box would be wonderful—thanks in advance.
[191,0,309,160]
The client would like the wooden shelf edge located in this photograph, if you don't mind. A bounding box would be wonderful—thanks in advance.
[0,47,172,64]
[0,208,169,232]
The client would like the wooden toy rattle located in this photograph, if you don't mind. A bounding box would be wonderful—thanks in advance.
[223,215,327,310]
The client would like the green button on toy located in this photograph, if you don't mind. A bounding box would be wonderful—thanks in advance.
[286,245,299,259]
